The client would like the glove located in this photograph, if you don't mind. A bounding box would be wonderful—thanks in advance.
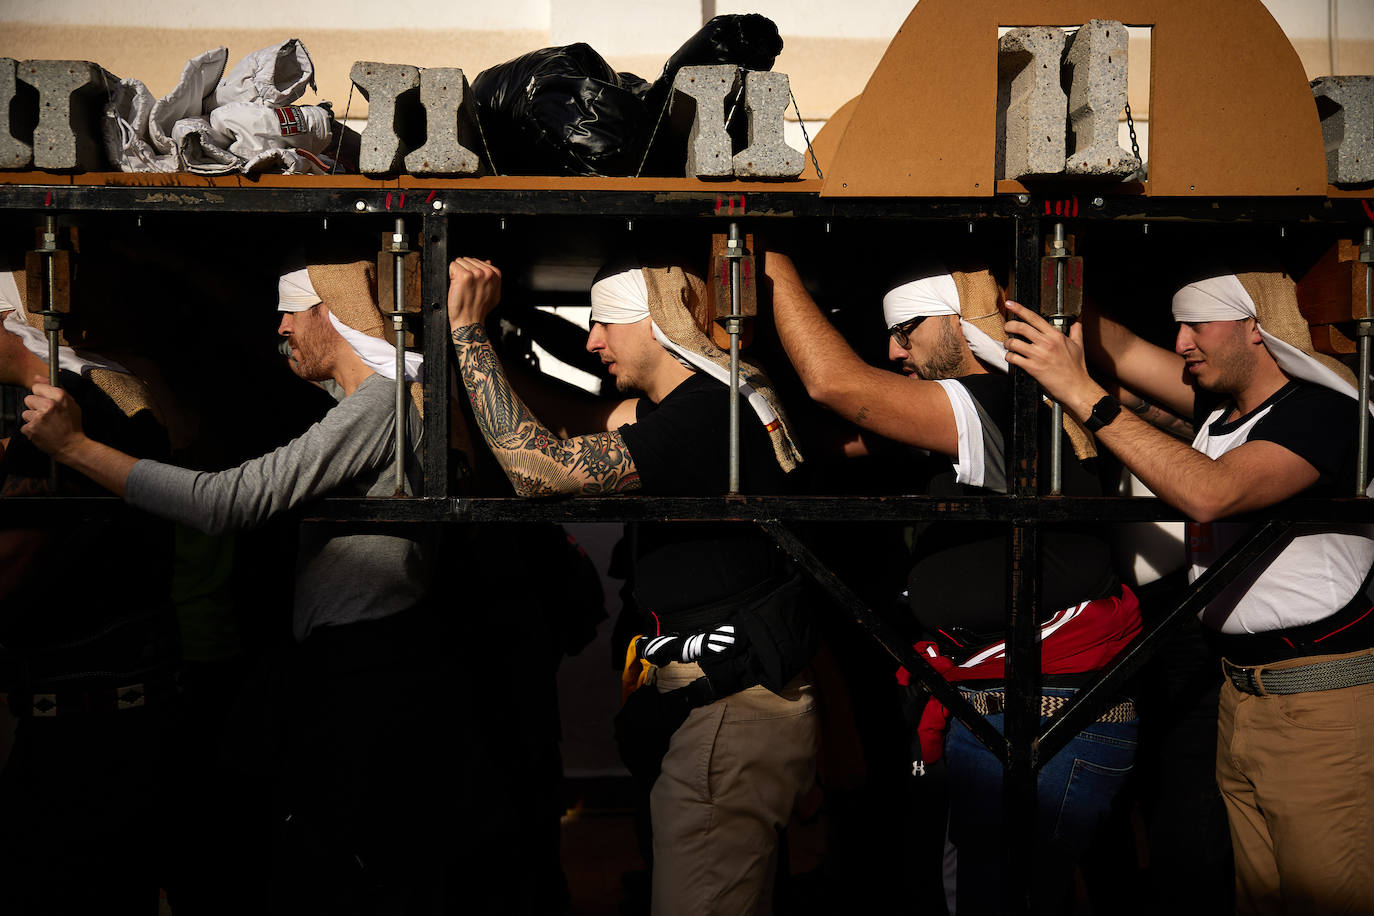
[637,625,737,666]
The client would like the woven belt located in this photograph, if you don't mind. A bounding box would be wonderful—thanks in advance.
[964,690,1136,723]
[1222,652,1374,696]
[0,682,150,717]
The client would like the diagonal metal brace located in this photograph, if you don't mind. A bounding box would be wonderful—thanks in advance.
[757,518,1006,760]
[1038,518,1293,763]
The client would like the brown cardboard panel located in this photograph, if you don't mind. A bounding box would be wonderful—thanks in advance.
[809,95,860,179]
[823,0,1326,198]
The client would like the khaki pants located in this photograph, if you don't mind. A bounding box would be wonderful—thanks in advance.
[649,662,817,916]
[1216,649,1374,916]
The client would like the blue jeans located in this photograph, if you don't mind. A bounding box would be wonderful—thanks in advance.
[944,685,1138,915]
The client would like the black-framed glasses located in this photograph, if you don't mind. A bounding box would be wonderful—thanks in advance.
[888,315,930,349]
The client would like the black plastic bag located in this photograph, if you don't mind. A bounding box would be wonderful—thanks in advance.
[471,42,652,176]
[471,14,784,177]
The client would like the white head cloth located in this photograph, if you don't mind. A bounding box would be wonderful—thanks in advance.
[589,262,780,428]
[0,271,129,377]
[276,265,423,382]
[882,273,1009,372]
[1172,275,1359,402]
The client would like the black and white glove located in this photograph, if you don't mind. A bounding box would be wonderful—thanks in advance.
[637,625,737,666]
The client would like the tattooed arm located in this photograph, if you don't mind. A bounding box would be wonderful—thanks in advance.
[448,257,640,497]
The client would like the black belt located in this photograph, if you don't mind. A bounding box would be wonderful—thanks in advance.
[1221,651,1374,696]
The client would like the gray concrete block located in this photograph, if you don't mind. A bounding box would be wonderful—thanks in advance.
[0,58,34,168]
[996,27,1067,180]
[404,68,483,177]
[1312,76,1374,186]
[350,61,421,176]
[672,65,739,178]
[1062,20,1139,178]
[732,71,804,178]
[19,59,113,170]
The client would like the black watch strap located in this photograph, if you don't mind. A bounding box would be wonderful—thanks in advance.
[1084,395,1122,432]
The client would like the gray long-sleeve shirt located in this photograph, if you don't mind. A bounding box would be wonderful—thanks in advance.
[126,373,429,640]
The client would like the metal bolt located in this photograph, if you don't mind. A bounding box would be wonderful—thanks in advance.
[354,200,366,212]
[432,199,444,211]
[968,222,975,234]
[1143,222,1150,236]
[1092,197,1104,208]
[1017,194,1030,205]
[500,218,506,231]
[825,222,832,234]
[1279,226,1287,239]
[627,219,634,232]
[322,217,328,230]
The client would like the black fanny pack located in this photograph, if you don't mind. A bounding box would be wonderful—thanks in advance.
[613,572,816,784]
[1209,569,1374,667]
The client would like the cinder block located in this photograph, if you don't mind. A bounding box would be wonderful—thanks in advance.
[1312,76,1374,186]
[1062,20,1140,178]
[404,68,483,177]
[350,61,421,176]
[0,58,35,168]
[996,27,1066,180]
[19,59,113,170]
[732,71,804,178]
[672,65,739,178]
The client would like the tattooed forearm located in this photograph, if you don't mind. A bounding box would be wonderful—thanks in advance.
[451,325,641,496]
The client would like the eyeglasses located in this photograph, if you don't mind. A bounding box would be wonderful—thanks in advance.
[888,315,930,350]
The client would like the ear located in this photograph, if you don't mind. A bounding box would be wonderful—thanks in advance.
[1246,317,1264,345]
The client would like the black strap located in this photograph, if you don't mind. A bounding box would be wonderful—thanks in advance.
[1210,563,1374,666]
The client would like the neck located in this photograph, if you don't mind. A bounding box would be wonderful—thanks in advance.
[1231,362,1291,417]
[331,350,375,396]
[644,360,696,403]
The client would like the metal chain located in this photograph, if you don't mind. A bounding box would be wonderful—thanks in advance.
[635,78,678,178]
[330,80,355,175]
[1124,100,1142,165]
[790,87,823,180]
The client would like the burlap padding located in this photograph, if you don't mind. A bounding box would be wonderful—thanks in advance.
[87,367,161,421]
[641,262,802,474]
[1238,272,1357,389]
[953,269,1096,462]
[307,257,423,418]
[951,270,1007,344]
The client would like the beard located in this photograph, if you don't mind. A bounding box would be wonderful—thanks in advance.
[915,320,967,380]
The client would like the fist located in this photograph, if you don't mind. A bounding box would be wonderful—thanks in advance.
[447,257,502,331]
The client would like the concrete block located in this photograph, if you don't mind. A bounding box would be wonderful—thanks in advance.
[996,27,1066,180]
[1312,76,1374,186]
[350,61,421,176]
[672,65,739,178]
[19,59,113,170]
[404,68,483,177]
[0,58,35,168]
[1062,20,1140,178]
[732,71,804,178]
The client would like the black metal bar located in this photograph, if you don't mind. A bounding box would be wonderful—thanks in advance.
[1,182,1368,225]
[758,519,1005,758]
[1002,214,1043,913]
[1037,519,1293,763]
[5,494,1367,527]
[422,213,451,498]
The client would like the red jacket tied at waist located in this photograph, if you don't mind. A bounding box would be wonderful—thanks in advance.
[896,585,1141,764]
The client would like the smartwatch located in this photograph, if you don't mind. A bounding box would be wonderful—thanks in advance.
[1083,395,1122,432]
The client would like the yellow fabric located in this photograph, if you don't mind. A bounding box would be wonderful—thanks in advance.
[621,635,653,706]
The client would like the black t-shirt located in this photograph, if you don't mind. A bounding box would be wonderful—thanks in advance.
[618,372,793,622]
[907,373,1119,640]
[1201,380,1370,495]
[0,369,173,655]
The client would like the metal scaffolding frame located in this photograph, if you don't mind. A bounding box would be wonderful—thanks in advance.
[2,180,1370,913]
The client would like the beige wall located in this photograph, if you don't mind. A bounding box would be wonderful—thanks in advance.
[0,2,1369,129]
